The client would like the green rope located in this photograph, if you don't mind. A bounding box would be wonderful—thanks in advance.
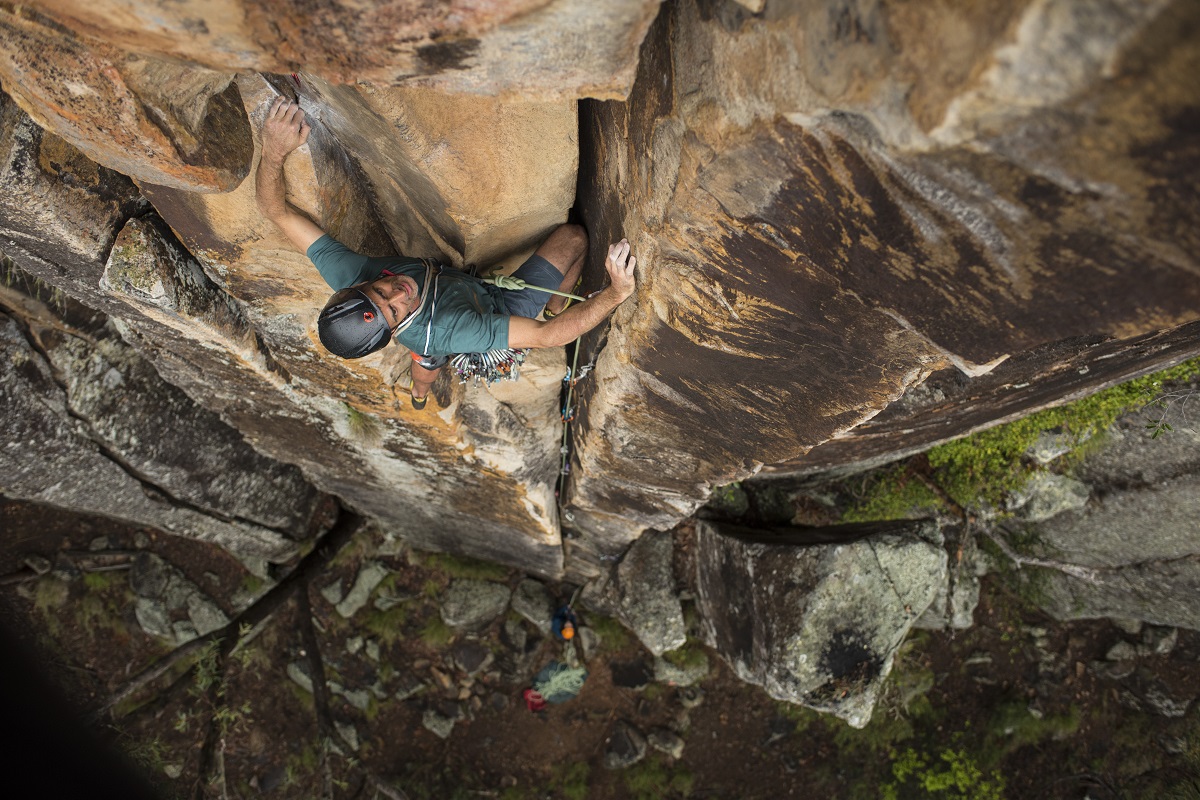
[481,273,586,302]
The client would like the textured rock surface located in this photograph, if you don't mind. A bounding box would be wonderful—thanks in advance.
[0,0,1198,597]
[31,0,661,99]
[1029,394,1200,628]
[563,0,1200,557]
[615,530,686,656]
[694,520,944,727]
[439,580,512,629]
[0,278,320,564]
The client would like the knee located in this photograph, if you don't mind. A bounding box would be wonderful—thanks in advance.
[559,223,588,256]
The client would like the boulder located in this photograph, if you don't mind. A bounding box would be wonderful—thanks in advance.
[602,721,647,770]
[616,531,686,656]
[129,553,230,644]
[439,579,512,629]
[694,520,944,728]
[335,562,391,618]
[1030,474,1200,629]
[653,653,710,688]
[1008,473,1090,523]
[511,579,555,633]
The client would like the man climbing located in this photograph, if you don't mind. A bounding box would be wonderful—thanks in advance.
[255,97,637,408]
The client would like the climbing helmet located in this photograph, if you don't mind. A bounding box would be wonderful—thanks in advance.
[317,287,391,359]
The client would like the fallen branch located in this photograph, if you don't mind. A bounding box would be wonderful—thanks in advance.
[96,510,365,719]
[984,527,1102,584]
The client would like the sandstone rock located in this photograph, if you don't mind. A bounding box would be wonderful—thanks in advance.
[439,580,512,629]
[616,531,686,657]
[511,579,555,633]
[32,0,660,100]
[603,721,647,770]
[336,562,391,618]
[694,520,944,728]
[0,7,251,191]
[565,0,1200,555]
[0,90,143,268]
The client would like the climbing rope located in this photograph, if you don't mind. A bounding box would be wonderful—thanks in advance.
[479,273,587,302]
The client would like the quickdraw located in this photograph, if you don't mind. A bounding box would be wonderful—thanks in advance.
[449,348,529,385]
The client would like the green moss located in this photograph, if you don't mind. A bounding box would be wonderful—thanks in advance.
[363,605,409,646]
[587,614,632,652]
[708,482,750,516]
[984,701,1080,763]
[841,465,947,523]
[662,639,708,671]
[623,757,695,800]
[882,747,1006,800]
[82,570,124,591]
[927,355,1200,510]
[240,573,266,595]
[418,552,510,582]
[553,761,591,800]
[419,617,455,649]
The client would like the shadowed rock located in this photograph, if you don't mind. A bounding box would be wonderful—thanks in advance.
[694,519,944,727]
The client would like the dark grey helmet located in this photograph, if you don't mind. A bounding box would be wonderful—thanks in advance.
[317,288,390,358]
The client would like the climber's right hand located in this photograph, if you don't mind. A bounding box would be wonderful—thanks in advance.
[261,97,311,165]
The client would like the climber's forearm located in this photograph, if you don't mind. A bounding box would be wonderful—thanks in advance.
[255,98,326,253]
[506,286,627,349]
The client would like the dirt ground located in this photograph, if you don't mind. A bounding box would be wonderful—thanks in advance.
[2,497,1200,800]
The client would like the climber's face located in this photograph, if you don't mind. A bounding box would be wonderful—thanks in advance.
[360,273,421,328]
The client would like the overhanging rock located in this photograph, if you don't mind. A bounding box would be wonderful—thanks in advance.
[694,520,945,728]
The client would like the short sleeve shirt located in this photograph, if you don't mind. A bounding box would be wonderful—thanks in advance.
[307,234,510,357]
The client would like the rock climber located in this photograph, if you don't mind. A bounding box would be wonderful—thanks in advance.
[254,96,637,408]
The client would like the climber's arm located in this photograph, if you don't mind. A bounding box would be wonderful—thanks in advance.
[507,239,637,349]
[255,97,326,253]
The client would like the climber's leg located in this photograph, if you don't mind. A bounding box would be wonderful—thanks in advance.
[532,224,587,316]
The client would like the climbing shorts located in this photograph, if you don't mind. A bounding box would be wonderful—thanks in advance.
[500,253,565,320]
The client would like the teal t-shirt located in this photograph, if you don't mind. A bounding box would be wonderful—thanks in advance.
[307,235,510,357]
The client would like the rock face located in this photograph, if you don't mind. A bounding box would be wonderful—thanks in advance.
[694,520,945,727]
[1027,396,1200,629]
[0,0,1195,714]
[563,0,1200,555]
[0,272,322,566]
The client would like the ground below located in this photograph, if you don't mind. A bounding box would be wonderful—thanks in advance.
[2,497,1199,800]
